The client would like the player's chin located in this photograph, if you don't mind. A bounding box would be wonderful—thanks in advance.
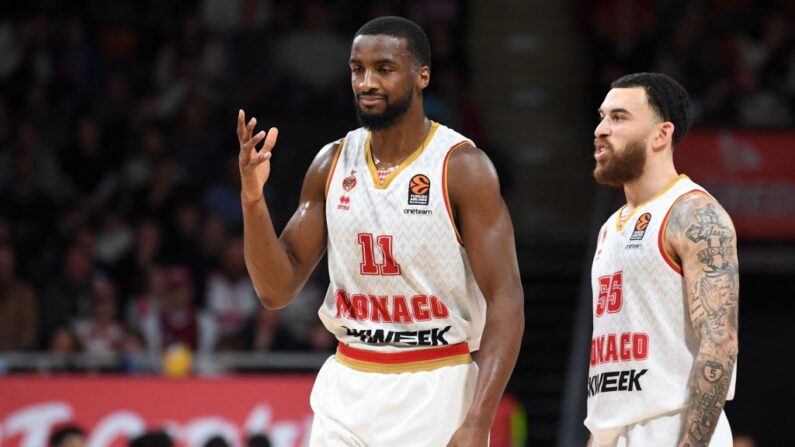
[357,103,387,115]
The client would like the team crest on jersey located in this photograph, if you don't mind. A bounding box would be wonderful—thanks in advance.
[630,213,652,241]
[342,170,357,191]
[408,174,430,206]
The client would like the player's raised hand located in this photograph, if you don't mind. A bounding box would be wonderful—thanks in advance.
[237,109,279,204]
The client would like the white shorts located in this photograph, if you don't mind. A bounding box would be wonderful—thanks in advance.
[308,343,478,446]
[593,409,732,447]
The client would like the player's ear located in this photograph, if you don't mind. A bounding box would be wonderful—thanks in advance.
[652,121,674,152]
[417,66,430,90]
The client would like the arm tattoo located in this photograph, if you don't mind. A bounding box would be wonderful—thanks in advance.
[685,204,739,332]
[672,201,739,447]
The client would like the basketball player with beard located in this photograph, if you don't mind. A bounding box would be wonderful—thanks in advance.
[237,17,524,446]
[585,73,739,446]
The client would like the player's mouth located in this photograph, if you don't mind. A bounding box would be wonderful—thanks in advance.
[594,140,611,161]
[358,94,386,107]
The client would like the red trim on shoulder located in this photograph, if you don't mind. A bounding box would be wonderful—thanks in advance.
[442,141,470,246]
[658,189,709,276]
[324,139,345,198]
[337,342,469,364]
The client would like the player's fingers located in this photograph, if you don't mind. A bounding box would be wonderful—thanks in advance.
[260,127,279,153]
[250,150,272,166]
[245,117,257,141]
[237,109,245,140]
[245,130,266,152]
[240,130,265,165]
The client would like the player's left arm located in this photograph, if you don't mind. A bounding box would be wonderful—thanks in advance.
[446,144,525,447]
[666,192,739,447]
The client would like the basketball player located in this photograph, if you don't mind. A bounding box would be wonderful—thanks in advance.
[237,17,524,446]
[585,72,739,446]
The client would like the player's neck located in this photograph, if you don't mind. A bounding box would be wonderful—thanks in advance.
[622,164,680,210]
[369,107,430,166]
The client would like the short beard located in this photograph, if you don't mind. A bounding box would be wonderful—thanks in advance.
[355,88,413,130]
[593,139,647,187]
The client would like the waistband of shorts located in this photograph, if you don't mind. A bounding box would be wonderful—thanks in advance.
[335,342,472,373]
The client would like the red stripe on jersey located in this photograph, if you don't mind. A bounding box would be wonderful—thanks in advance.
[337,341,469,364]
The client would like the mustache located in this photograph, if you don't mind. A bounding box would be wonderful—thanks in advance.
[594,138,613,149]
[357,92,387,100]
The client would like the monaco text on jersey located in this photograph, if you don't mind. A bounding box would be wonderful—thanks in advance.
[590,332,649,366]
[334,289,451,323]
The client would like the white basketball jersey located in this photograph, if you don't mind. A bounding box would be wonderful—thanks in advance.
[585,175,737,438]
[320,122,487,353]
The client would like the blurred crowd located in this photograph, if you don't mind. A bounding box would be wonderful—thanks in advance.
[580,0,794,127]
[0,0,474,372]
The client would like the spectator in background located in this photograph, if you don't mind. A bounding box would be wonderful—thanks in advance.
[49,424,86,447]
[94,209,135,294]
[204,158,245,231]
[202,436,230,447]
[0,243,38,350]
[206,238,258,350]
[140,266,217,357]
[0,122,60,269]
[198,214,229,272]
[47,324,83,371]
[48,325,82,356]
[40,244,94,348]
[275,0,349,110]
[129,430,173,447]
[122,126,167,207]
[126,263,168,333]
[246,434,272,447]
[72,276,124,356]
[166,200,210,301]
[60,114,117,204]
[172,97,225,183]
[54,16,102,100]
[116,219,166,303]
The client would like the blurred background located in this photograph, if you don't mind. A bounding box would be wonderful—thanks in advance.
[0,0,792,446]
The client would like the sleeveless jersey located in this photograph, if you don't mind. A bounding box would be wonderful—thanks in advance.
[585,175,737,438]
[319,122,487,353]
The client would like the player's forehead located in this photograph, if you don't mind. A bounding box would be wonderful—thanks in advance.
[599,87,652,116]
[350,34,411,65]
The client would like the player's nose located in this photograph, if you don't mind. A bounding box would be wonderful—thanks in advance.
[594,117,610,138]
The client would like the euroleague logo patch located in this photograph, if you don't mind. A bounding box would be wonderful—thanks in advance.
[407,174,430,206]
[630,212,652,241]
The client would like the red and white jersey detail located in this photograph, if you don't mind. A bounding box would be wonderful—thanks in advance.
[321,122,486,353]
[585,175,737,438]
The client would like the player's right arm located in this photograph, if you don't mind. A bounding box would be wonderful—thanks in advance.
[237,109,335,309]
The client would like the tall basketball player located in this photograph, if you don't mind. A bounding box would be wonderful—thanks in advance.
[586,73,739,446]
[237,17,524,446]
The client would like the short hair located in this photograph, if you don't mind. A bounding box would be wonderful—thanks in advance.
[354,16,431,68]
[50,425,85,447]
[247,434,272,447]
[611,72,691,147]
[129,430,174,447]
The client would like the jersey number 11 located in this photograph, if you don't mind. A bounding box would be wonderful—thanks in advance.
[358,233,401,276]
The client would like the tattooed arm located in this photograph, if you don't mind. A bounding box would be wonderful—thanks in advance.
[665,192,739,447]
